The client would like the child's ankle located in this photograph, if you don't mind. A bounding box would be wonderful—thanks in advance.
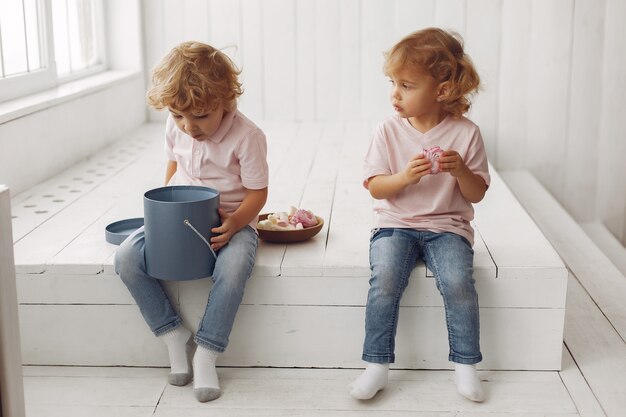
[193,345,221,402]
[348,362,389,400]
[454,363,485,402]
[158,326,193,386]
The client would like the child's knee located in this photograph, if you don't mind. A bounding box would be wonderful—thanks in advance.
[370,266,406,299]
[114,241,143,278]
[441,273,477,302]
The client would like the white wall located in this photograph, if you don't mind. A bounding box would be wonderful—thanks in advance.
[597,0,626,247]
[142,0,626,246]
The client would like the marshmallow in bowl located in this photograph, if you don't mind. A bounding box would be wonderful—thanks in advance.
[289,208,317,228]
[258,207,319,231]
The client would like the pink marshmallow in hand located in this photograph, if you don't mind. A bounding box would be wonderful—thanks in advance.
[423,146,443,174]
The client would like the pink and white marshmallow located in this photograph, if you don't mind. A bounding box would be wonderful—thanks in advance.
[258,207,319,231]
[289,209,317,228]
[423,146,443,174]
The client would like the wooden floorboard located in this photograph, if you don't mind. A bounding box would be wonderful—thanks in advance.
[22,366,584,417]
[559,346,606,417]
[563,275,626,417]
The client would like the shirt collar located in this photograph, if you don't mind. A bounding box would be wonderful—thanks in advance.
[207,107,237,143]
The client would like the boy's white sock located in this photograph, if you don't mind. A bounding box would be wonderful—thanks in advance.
[193,345,221,402]
[158,326,193,386]
[348,362,389,400]
[454,363,485,402]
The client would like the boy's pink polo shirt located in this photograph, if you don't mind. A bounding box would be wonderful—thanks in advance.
[165,109,269,229]
[363,114,490,245]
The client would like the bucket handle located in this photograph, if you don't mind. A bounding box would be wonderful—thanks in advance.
[183,219,217,259]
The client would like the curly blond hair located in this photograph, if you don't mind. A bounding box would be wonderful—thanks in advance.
[147,41,243,113]
[384,28,480,117]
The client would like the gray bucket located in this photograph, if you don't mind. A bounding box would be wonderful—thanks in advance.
[144,185,220,281]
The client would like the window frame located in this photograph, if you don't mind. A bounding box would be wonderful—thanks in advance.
[0,0,107,104]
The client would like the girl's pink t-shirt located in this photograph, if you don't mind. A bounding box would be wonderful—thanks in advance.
[363,114,490,245]
[165,109,269,229]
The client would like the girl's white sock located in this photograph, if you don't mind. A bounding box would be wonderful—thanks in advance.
[158,326,193,386]
[454,363,485,402]
[193,345,221,402]
[348,362,389,400]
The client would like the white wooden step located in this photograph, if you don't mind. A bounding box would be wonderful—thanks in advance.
[14,125,567,370]
[501,170,626,340]
[580,221,626,278]
[501,170,626,416]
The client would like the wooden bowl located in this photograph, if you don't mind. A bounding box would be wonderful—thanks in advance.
[257,213,324,243]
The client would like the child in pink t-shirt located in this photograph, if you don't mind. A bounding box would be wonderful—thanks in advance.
[115,42,268,402]
[349,28,490,402]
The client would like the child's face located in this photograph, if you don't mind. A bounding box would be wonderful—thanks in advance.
[169,105,225,141]
[388,67,443,119]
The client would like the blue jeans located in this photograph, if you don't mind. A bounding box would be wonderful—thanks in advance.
[114,225,258,352]
[363,228,482,365]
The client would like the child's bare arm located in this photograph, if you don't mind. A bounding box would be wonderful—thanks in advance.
[455,172,487,203]
[164,160,177,185]
[210,187,268,250]
[438,151,487,203]
[367,153,431,200]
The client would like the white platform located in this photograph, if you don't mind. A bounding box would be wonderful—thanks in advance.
[12,122,567,370]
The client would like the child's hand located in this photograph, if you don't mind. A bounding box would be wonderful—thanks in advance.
[402,153,432,185]
[438,150,471,178]
[210,209,237,251]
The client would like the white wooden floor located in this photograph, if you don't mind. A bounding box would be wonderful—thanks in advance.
[18,354,584,417]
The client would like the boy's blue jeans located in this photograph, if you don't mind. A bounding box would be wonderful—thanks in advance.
[114,225,257,352]
[363,228,482,365]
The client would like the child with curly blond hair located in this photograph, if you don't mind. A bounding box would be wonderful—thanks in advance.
[349,28,489,402]
[115,41,268,402]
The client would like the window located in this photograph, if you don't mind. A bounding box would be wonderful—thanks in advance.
[51,0,105,79]
[0,0,106,103]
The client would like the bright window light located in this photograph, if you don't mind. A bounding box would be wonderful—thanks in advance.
[0,0,43,78]
[52,0,102,77]
[0,0,105,102]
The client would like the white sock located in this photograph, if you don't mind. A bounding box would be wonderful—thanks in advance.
[158,326,192,375]
[454,363,485,402]
[348,363,389,400]
[193,345,221,402]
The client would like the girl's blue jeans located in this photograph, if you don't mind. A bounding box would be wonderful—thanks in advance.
[114,225,257,352]
[363,228,482,365]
